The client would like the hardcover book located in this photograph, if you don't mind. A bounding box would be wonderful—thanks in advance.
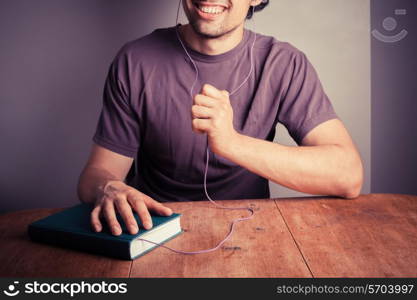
[27,203,182,260]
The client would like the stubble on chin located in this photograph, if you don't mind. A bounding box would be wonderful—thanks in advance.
[189,20,223,39]
[189,20,239,40]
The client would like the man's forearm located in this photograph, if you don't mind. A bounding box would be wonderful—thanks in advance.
[219,133,363,198]
[77,166,122,205]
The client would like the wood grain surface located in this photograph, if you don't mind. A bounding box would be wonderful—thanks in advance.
[276,193,417,277]
[0,194,415,277]
[130,199,311,277]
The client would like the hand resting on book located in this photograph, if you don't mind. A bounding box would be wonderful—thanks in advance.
[91,180,173,236]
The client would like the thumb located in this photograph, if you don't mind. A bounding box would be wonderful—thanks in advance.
[221,90,230,99]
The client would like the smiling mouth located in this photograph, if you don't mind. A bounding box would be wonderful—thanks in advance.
[193,1,228,15]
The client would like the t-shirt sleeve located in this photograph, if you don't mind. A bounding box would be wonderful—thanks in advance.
[92,50,140,158]
[277,51,338,145]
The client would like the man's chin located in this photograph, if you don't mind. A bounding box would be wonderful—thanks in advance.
[190,22,227,39]
[195,31,224,39]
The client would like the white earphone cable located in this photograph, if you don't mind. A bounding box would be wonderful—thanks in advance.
[135,2,257,254]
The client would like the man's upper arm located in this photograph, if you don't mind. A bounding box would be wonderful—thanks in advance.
[301,118,358,150]
[84,143,134,181]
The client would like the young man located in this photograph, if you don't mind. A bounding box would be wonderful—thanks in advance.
[78,0,363,236]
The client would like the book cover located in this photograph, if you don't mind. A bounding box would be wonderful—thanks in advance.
[27,203,182,260]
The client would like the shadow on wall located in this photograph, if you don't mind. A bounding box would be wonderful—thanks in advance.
[0,0,175,213]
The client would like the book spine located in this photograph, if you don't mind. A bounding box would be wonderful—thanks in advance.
[27,225,132,260]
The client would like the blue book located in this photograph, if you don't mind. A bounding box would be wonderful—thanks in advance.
[27,203,182,260]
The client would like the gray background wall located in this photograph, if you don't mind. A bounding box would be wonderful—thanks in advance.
[259,0,371,197]
[371,0,417,195]
[0,0,415,213]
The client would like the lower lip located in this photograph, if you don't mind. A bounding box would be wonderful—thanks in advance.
[194,4,226,20]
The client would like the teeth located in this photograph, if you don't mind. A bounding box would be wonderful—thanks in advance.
[198,5,225,14]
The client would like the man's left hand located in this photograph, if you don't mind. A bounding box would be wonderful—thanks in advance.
[191,83,239,155]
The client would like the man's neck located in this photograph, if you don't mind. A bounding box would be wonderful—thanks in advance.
[179,24,244,56]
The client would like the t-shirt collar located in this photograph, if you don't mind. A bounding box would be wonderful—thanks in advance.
[174,23,253,63]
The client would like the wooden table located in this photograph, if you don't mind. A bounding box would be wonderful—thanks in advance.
[0,194,416,278]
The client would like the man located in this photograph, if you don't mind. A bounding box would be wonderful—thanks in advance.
[78,0,363,236]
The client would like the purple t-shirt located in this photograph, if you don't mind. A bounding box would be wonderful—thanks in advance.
[93,24,338,202]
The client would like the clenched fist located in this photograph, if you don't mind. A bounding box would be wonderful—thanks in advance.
[191,83,239,155]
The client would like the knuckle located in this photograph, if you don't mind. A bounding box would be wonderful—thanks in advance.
[104,212,116,223]
[127,201,140,213]
[130,191,146,203]
[109,222,120,230]
[125,216,136,227]
[114,195,127,206]
[103,194,117,204]
[102,200,113,210]
[128,196,139,208]
[127,211,136,220]
[103,209,114,220]
[91,211,99,221]
[112,198,123,208]
[126,188,139,199]
[194,94,201,104]
[132,199,146,212]
[138,210,150,220]
[140,207,151,217]
[143,201,155,211]
[143,196,157,208]
[134,197,146,206]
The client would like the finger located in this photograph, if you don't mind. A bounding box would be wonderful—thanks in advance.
[194,94,217,108]
[144,197,173,216]
[136,201,153,230]
[128,193,153,230]
[200,83,224,99]
[91,205,102,232]
[191,105,214,119]
[114,197,138,234]
[192,118,211,133]
[103,200,122,236]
